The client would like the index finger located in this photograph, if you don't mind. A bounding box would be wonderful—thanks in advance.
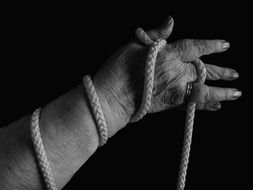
[172,39,230,62]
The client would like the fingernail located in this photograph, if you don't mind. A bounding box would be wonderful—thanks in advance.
[233,90,242,98]
[232,71,239,78]
[222,42,230,50]
[214,103,221,109]
[167,16,173,24]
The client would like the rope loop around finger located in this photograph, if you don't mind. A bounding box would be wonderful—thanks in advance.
[192,58,207,83]
[134,26,207,190]
[177,58,206,190]
[131,28,167,122]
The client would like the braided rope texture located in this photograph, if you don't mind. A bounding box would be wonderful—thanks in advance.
[134,28,207,190]
[131,38,166,122]
[30,75,108,190]
[177,58,206,190]
[177,102,196,190]
[30,108,57,190]
[29,26,206,190]
[82,75,108,146]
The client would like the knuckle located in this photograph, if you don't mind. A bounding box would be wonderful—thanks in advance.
[174,39,201,61]
[182,39,194,50]
[203,102,212,111]
[173,39,190,52]
[227,89,234,99]
[197,102,205,110]
[193,40,212,56]
[219,68,226,78]
[222,89,228,99]
[203,85,211,102]
[207,70,218,80]
[192,39,201,52]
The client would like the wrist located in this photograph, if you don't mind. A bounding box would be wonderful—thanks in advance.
[92,74,133,138]
[40,84,100,152]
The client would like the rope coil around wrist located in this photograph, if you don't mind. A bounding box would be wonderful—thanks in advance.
[30,108,57,190]
[30,26,205,190]
[82,75,108,146]
[30,77,108,190]
[133,28,207,190]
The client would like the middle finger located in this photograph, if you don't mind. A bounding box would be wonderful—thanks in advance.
[205,64,239,81]
[172,39,230,62]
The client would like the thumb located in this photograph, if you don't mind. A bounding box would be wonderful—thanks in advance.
[147,16,174,41]
[136,16,174,45]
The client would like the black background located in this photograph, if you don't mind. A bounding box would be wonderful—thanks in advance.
[0,2,250,189]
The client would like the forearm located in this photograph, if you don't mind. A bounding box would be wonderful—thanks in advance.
[0,77,132,189]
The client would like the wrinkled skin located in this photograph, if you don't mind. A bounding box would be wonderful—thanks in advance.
[93,16,241,121]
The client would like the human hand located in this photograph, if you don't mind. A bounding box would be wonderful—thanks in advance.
[148,31,241,112]
[92,16,241,124]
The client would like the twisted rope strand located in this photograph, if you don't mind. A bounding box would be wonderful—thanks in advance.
[30,75,109,190]
[177,58,206,190]
[177,102,196,190]
[131,38,166,122]
[30,108,57,190]
[82,75,108,146]
[134,28,207,190]
[30,25,206,190]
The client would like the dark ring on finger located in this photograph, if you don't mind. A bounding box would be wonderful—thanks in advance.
[184,82,193,102]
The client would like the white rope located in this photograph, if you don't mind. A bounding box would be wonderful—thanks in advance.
[30,76,109,190]
[30,26,206,190]
[30,108,57,190]
[177,59,206,190]
[131,30,167,122]
[82,75,108,146]
[133,28,207,190]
